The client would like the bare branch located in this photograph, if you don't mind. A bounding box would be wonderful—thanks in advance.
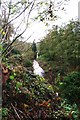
[2,27,27,55]
[2,1,36,55]
[2,1,33,28]
[11,103,21,120]
[5,33,34,57]
[27,0,36,24]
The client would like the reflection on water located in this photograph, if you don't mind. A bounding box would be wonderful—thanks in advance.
[33,60,44,77]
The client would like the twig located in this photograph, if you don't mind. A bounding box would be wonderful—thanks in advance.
[16,108,28,119]
[2,26,9,41]
[27,0,36,24]
[2,2,33,29]
[11,103,21,120]
[14,32,34,47]
[2,27,27,55]
[16,107,32,120]
[2,0,35,55]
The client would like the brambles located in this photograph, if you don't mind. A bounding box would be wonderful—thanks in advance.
[2,63,69,119]
[59,71,80,105]
[58,71,80,119]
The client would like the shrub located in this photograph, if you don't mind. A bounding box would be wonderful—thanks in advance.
[23,59,32,67]
[59,71,80,106]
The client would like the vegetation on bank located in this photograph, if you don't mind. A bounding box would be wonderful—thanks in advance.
[0,0,80,119]
[1,20,80,119]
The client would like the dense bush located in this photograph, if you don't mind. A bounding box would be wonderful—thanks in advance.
[56,71,80,119]
[59,71,80,105]
[23,59,33,67]
[2,66,69,119]
[39,21,80,71]
[61,101,79,120]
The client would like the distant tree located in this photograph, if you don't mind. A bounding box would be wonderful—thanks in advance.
[39,20,80,71]
[59,71,80,119]
[0,0,70,57]
[32,41,37,59]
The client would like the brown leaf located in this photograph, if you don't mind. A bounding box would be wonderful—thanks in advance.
[39,100,51,107]
[0,64,10,85]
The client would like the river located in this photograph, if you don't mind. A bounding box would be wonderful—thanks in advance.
[33,60,45,77]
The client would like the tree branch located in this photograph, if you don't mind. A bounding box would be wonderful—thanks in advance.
[2,1,35,55]
[2,1,32,29]
[11,103,21,120]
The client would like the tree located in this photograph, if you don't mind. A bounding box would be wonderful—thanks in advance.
[32,41,37,59]
[58,71,80,119]
[0,0,70,57]
[39,20,80,72]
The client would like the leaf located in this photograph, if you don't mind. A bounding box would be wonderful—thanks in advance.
[13,73,16,76]
[9,75,14,80]
[2,31,6,35]
[15,82,22,91]
[2,108,8,117]
[39,100,51,107]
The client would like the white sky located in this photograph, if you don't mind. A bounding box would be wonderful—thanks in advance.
[2,0,79,43]
[22,0,80,43]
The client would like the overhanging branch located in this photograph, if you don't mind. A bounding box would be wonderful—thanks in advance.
[2,1,35,55]
[2,1,32,29]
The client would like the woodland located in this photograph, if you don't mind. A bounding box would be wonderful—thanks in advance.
[0,0,80,120]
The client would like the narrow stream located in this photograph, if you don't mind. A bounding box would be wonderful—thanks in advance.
[33,60,45,77]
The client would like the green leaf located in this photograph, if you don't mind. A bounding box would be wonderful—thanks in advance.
[9,75,14,80]
[2,108,8,117]
[14,73,16,76]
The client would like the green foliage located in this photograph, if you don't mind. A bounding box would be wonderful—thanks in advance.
[0,42,3,53]
[3,66,69,119]
[59,71,80,105]
[1,0,76,119]
[23,74,54,100]
[23,59,32,67]
[2,108,8,117]
[9,71,16,80]
[39,21,80,71]
[61,101,79,120]
[11,48,21,55]
[32,41,37,52]
[13,40,34,60]
[15,81,23,92]
[32,41,37,59]
[9,75,14,80]
[2,52,70,119]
